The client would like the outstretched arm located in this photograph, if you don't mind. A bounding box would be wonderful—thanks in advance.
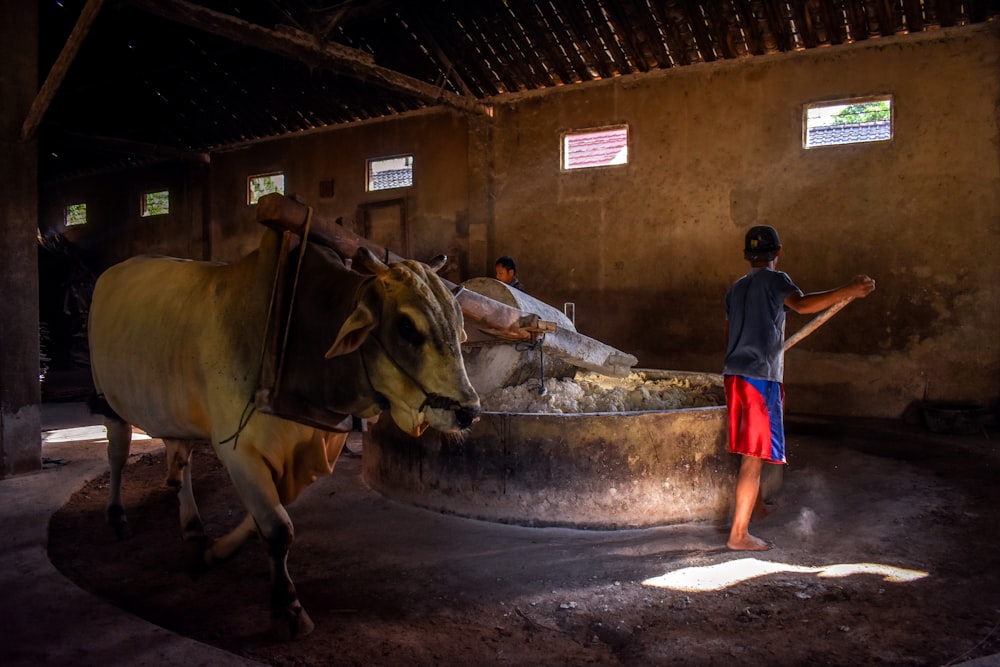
[785,275,876,315]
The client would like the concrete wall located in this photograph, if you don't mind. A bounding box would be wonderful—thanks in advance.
[204,111,473,286]
[41,24,1000,419]
[41,162,209,272]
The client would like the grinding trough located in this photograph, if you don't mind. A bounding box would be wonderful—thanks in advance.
[362,369,737,529]
[362,280,741,529]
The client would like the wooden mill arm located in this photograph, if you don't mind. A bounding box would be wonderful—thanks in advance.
[256,194,637,377]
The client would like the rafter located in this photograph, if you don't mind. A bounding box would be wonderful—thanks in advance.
[123,0,489,116]
[22,0,105,141]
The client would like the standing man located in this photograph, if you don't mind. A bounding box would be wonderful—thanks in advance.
[724,225,875,551]
[495,256,526,292]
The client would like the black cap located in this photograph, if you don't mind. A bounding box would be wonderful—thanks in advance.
[744,225,781,261]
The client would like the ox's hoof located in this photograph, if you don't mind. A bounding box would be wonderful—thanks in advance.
[112,521,133,541]
[270,604,314,641]
[107,506,132,540]
[181,516,205,541]
[183,537,212,579]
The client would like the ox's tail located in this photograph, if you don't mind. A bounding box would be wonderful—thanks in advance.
[88,393,123,421]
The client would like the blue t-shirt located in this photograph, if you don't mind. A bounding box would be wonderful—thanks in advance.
[723,268,800,382]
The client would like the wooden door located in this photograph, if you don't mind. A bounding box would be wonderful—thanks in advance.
[360,199,407,259]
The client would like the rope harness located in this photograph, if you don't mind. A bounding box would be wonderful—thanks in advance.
[222,205,315,449]
[221,222,467,447]
[516,334,548,395]
[364,316,467,415]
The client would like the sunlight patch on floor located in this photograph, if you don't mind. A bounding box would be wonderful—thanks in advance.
[42,425,151,444]
[642,557,928,592]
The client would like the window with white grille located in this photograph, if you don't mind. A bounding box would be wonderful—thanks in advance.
[803,96,893,149]
[65,203,87,227]
[562,126,629,170]
[368,155,413,192]
[141,190,170,217]
[248,172,285,205]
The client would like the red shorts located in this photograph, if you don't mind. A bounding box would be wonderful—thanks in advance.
[724,375,786,464]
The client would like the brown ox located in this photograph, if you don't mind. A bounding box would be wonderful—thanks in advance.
[88,229,480,638]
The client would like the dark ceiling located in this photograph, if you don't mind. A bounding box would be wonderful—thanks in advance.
[34,0,999,184]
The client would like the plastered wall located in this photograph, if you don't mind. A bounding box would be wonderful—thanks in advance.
[205,112,474,287]
[42,24,1000,419]
[486,24,1000,418]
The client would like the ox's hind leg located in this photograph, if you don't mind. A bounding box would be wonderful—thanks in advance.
[220,453,314,640]
[163,438,205,544]
[164,438,206,542]
[105,417,133,540]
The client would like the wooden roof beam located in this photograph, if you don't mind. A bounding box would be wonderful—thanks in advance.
[123,0,489,116]
[762,0,795,51]
[60,130,210,162]
[902,0,925,32]
[534,1,595,83]
[582,0,637,72]
[21,0,105,141]
[650,3,693,66]
[732,0,767,55]
[682,0,719,62]
[935,0,957,26]
[790,0,819,49]
[873,0,899,35]
[817,0,848,44]
[703,0,739,59]
[845,0,872,40]
[407,13,477,98]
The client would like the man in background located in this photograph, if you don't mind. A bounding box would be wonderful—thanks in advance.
[495,256,526,292]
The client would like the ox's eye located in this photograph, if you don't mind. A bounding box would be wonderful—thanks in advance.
[396,315,425,347]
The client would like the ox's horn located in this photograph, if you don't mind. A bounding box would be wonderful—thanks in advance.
[353,247,389,275]
[427,254,448,273]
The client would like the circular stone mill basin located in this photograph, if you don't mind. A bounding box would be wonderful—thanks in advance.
[364,281,780,530]
[363,370,747,530]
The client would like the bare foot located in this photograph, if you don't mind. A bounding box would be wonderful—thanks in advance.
[727,534,773,551]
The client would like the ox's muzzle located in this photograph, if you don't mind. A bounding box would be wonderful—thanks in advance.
[421,394,481,430]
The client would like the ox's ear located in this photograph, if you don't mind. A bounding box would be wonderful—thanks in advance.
[324,304,377,358]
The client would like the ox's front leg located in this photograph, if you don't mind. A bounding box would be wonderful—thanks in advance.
[105,417,133,540]
[222,453,314,640]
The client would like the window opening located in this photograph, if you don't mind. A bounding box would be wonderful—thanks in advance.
[141,190,170,217]
[65,203,87,227]
[248,172,285,205]
[562,126,629,170]
[804,96,893,148]
[367,155,413,192]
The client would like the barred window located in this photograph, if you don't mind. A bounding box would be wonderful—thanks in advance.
[562,126,629,170]
[248,172,285,205]
[803,96,893,149]
[368,155,413,192]
[65,203,87,227]
[141,190,170,217]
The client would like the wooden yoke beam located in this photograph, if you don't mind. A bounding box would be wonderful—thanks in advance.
[256,194,546,342]
[256,194,636,376]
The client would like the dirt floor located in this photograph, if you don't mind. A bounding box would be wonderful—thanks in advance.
[49,416,1000,666]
